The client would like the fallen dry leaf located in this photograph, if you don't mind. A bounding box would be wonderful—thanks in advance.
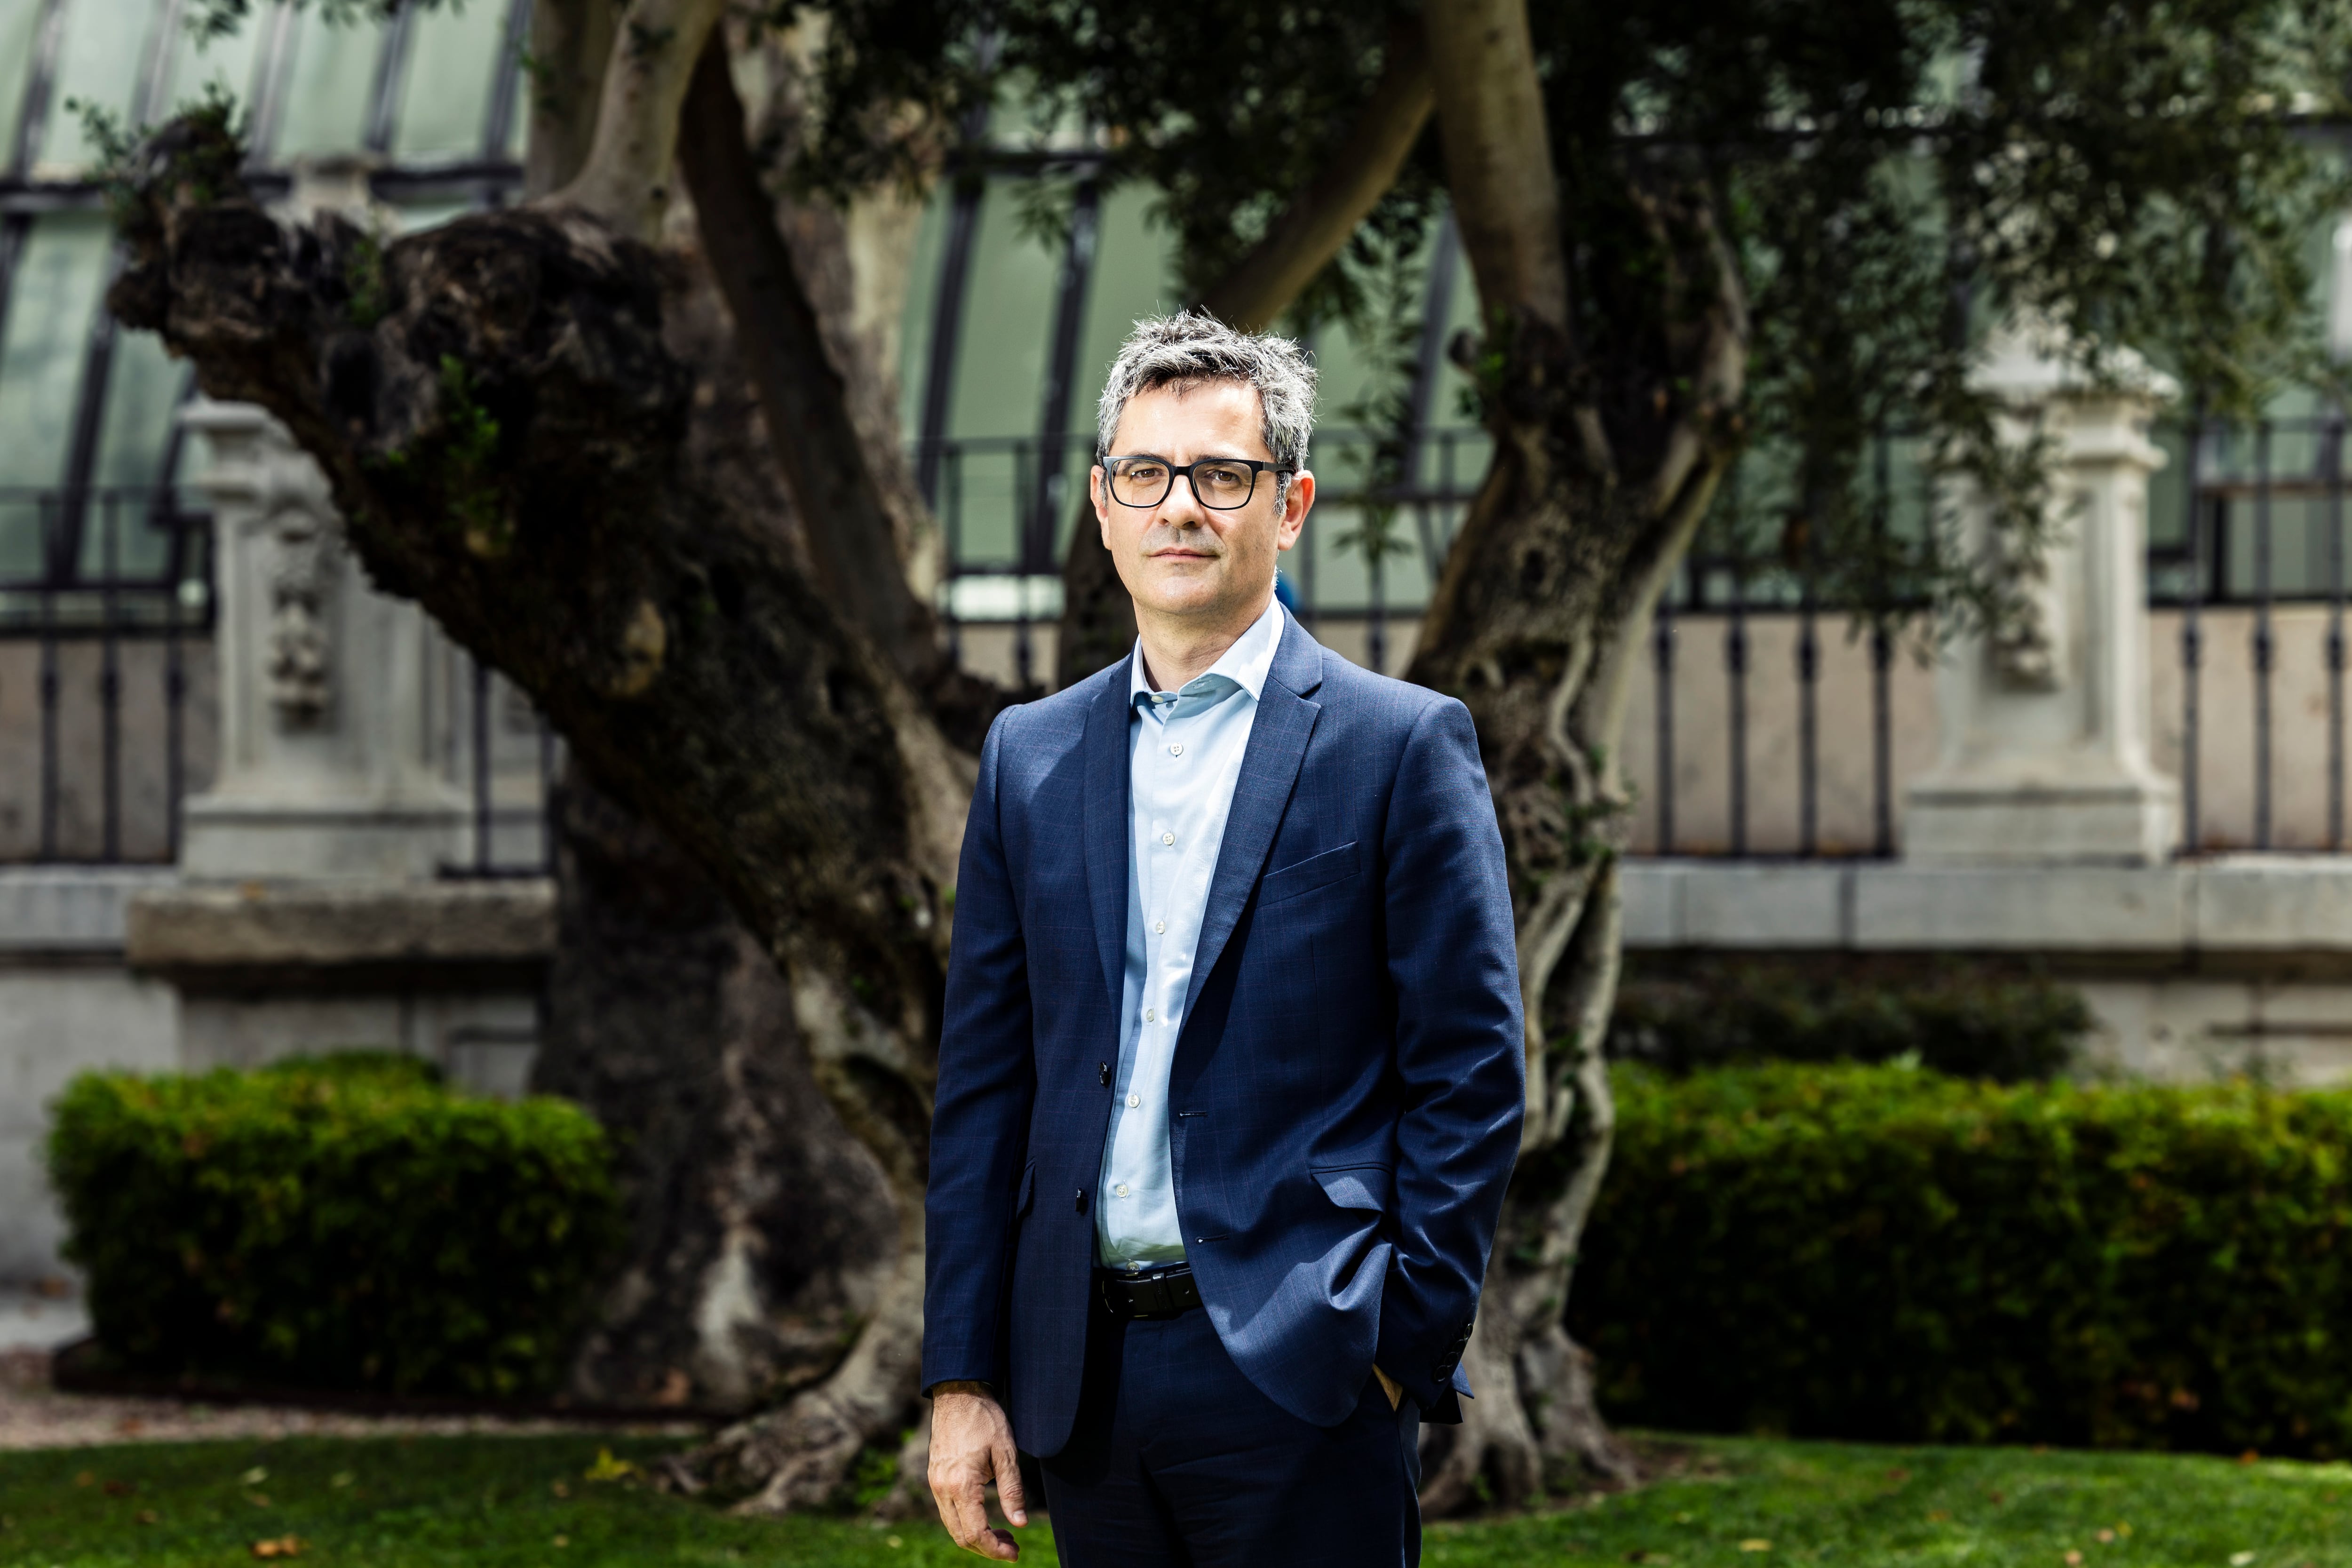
[1740,1541,1772,1553]
[136,1511,159,1526]
[584,1448,641,1483]
[2065,1552,2083,1566]
[2098,1530,2116,1544]
[249,1536,302,1559]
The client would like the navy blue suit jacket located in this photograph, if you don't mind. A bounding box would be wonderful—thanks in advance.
[921,615,1525,1456]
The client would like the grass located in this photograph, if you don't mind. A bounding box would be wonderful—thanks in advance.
[0,1431,2344,1567]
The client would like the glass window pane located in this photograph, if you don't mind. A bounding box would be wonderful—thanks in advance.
[948,181,1060,441]
[0,0,48,167]
[939,181,1062,566]
[275,9,388,157]
[0,213,110,574]
[80,322,186,580]
[39,0,160,172]
[393,0,512,160]
[89,323,182,490]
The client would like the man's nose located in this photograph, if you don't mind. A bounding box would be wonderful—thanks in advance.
[1159,472,1209,524]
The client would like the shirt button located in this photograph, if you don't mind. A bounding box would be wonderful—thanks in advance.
[1160,832,1176,846]
[1169,743,1184,756]
[1144,1008,1157,1023]
[1153,920,1166,934]
[1115,1184,1131,1198]
[1126,1093,1140,1107]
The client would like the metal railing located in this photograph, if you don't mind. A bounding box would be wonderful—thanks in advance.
[0,486,212,863]
[443,650,559,880]
[2153,415,2349,852]
[0,486,554,872]
[11,414,2345,868]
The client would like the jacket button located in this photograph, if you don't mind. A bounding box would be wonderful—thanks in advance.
[1075,1188,1087,1213]
[1098,1062,1111,1085]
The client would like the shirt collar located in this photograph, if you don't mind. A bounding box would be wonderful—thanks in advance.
[1128,594,1287,705]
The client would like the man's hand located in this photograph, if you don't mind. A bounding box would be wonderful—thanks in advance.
[928,1382,1029,1560]
[1374,1365,1403,1410]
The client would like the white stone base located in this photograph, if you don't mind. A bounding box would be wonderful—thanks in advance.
[1904,773,2179,866]
[1622,855,2352,1086]
[178,798,471,882]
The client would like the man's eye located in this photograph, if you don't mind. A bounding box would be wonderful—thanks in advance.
[1197,464,1248,489]
[1121,463,1166,482]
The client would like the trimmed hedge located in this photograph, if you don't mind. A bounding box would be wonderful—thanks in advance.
[1572,1063,2352,1457]
[1610,961,2088,1081]
[48,1052,619,1397]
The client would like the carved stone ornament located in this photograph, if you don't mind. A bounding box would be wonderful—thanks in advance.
[266,507,336,724]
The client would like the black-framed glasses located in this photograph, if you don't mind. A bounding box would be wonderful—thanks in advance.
[1100,454,1290,510]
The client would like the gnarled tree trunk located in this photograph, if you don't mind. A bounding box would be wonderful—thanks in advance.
[534,23,951,1448]
[1405,0,1749,1512]
[536,768,898,1413]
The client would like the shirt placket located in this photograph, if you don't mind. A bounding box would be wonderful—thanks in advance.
[1113,694,1177,1225]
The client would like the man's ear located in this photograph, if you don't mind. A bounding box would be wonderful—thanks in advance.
[1093,466,1115,547]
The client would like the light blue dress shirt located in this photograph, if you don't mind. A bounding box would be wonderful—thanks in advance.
[1095,594,1288,1270]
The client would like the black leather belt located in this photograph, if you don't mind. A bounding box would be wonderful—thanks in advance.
[1095,1263,1201,1320]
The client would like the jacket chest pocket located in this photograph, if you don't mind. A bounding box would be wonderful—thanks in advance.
[1258,840,1360,908]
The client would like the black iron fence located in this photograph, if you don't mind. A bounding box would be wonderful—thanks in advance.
[9,415,2347,868]
[0,486,212,863]
[2153,415,2349,853]
[0,486,552,871]
[444,649,559,880]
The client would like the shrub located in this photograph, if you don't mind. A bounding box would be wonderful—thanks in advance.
[48,1052,619,1397]
[1609,960,2089,1081]
[1573,1062,2352,1457]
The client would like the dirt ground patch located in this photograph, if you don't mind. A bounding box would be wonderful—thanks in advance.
[0,1350,703,1451]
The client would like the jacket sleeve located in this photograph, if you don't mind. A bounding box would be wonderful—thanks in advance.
[1374,696,1526,1421]
[920,709,1039,1394]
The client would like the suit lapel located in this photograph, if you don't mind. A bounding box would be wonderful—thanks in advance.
[1180,619,1326,1023]
[1082,665,1133,1026]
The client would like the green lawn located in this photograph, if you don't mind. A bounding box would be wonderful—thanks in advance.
[0,1431,2344,1567]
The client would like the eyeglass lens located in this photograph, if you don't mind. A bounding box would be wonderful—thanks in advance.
[1108,458,1263,510]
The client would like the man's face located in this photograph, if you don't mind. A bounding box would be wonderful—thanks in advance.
[1092,380,1311,628]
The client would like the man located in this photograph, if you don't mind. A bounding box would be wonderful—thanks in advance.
[922,311,1525,1565]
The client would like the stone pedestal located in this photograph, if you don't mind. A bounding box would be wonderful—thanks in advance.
[1904,328,2181,865]
[175,400,470,881]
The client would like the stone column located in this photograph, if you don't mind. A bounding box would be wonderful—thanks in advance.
[1903,326,2181,864]
[175,399,469,881]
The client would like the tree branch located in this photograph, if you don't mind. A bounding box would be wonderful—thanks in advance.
[1421,0,1570,332]
[675,37,954,695]
[523,0,616,199]
[1196,21,1436,332]
[550,0,731,239]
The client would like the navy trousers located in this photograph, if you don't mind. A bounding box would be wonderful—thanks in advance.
[1040,1301,1422,1567]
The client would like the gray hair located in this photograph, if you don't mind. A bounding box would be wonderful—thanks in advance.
[1096,311,1318,477]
